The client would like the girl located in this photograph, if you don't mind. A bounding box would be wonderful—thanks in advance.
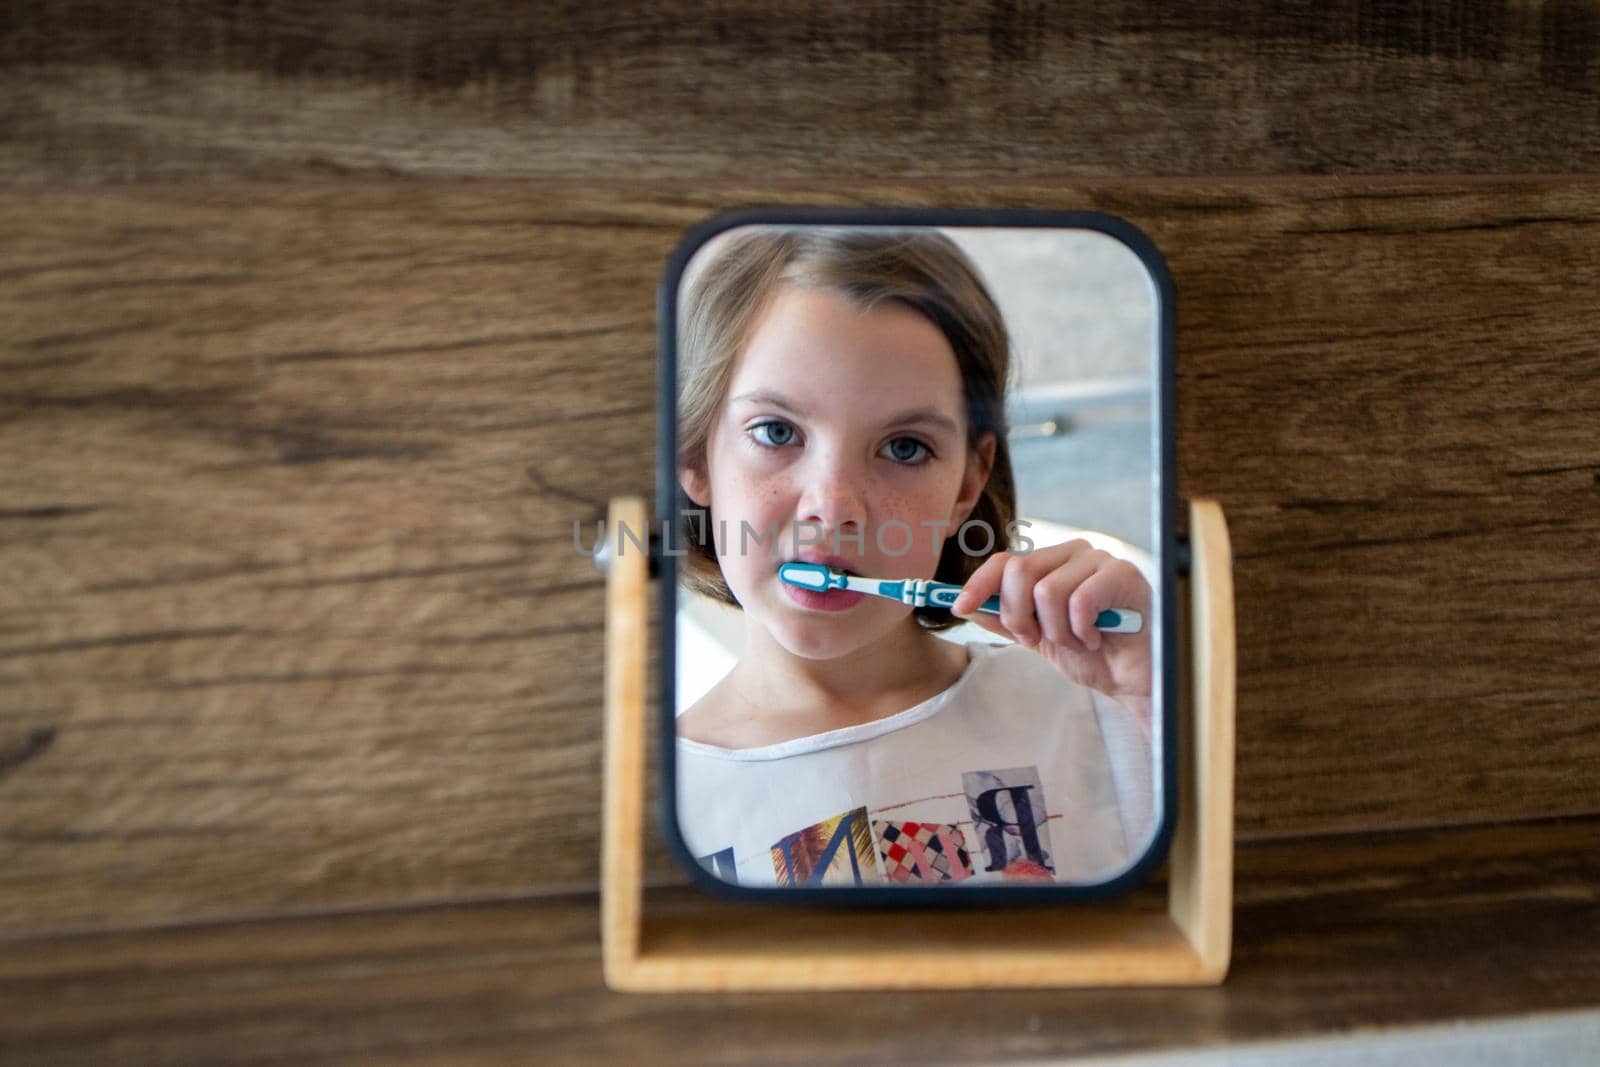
[674,227,1154,889]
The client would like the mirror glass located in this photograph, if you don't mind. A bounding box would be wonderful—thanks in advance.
[663,214,1171,898]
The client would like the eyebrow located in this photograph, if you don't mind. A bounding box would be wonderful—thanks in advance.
[730,390,961,436]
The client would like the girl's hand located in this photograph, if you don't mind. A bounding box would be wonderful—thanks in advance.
[950,541,1153,711]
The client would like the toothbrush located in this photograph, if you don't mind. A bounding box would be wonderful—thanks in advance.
[777,561,1143,634]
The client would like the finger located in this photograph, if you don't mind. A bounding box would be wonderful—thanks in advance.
[999,553,1042,646]
[1033,551,1105,651]
[950,551,1010,616]
[1069,559,1142,650]
[958,609,1015,644]
[953,539,1096,626]
[999,539,1097,648]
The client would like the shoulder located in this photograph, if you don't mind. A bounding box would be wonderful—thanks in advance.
[676,677,738,747]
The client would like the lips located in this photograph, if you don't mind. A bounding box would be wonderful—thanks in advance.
[779,553,865,613]
[781,582,865,612]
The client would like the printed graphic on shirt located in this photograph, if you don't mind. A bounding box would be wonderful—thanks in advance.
[698,846,738,884]
[871,820,974,884]
[963,766,1056,880]
[771,806,876,886]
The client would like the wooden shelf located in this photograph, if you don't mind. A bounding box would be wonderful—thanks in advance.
[2,816,1596,1065]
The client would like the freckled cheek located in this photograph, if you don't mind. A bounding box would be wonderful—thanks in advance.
[877,477,960,522]
[715,467,795,531]
[872,485,963,569]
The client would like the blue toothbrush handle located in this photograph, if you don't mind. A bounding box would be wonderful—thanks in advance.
[922,582,1142,634]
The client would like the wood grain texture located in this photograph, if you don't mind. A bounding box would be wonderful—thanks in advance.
[2,180,1598,937]
[1,816,1596,1065]
[1169,499,1234,974]
[5,2,1600,184]
[602,496,649,981]
[0,185,684,932]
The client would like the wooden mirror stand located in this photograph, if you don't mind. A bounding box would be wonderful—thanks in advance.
[599,496,1234,992]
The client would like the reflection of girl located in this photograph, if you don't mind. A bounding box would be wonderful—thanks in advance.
[675,228,1154,889]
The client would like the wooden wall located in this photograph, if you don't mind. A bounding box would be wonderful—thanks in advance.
[5,2,1600,184]
[3,4,1598,942]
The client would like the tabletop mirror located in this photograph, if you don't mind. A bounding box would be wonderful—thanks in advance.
[656,208,1176,903]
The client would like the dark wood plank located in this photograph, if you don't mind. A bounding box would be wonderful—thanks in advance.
[0,186,681,932]
[5,3,1600,184]
[2,181,1599,937]
[1,817,1596,1066]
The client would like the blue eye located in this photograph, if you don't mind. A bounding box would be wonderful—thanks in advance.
[882,437,930,464]
[750,421,797,448]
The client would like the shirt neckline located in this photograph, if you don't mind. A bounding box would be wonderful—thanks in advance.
[675,640,1000,762]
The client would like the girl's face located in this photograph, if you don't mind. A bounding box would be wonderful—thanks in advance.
[681,284,996,661]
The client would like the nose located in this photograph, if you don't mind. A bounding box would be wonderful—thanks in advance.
[795,449,868,540]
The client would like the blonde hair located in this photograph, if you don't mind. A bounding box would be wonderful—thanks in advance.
[676,227,1016,632]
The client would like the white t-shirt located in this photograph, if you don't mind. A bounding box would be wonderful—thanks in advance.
[674,641,1154,889]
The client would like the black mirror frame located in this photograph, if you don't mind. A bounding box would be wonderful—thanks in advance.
[655,206,1178,905]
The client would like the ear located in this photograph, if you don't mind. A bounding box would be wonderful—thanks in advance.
[949,432,996,528]
[679,461,711,508]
